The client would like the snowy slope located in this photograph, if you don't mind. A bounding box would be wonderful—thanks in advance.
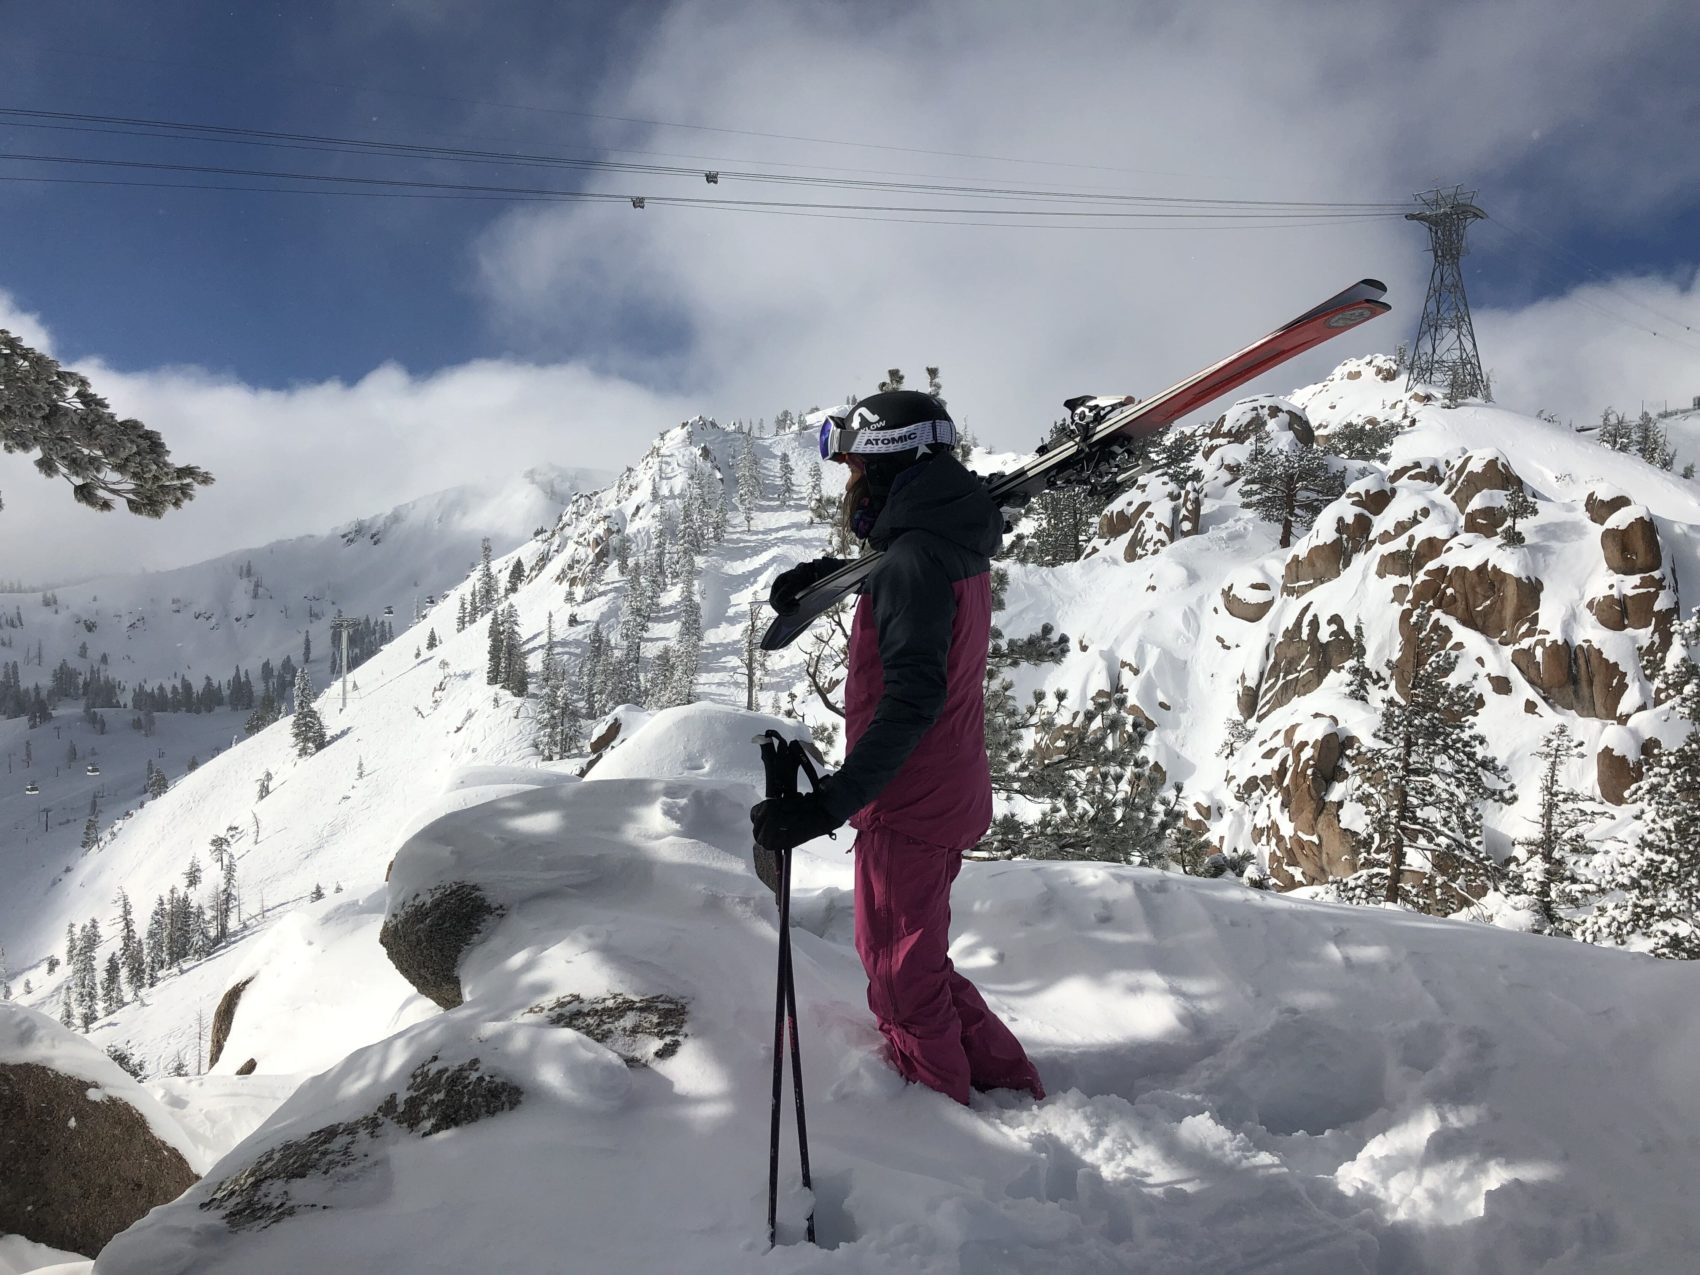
[96,706,1700,1274]
[0,463,605,691]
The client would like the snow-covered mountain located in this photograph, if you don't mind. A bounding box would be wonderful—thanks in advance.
[3,378,1699,1272]
[0,463,606,692]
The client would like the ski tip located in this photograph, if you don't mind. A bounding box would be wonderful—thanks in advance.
[1359,277,1388,293]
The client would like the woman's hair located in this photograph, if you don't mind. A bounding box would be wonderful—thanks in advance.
[839,466,868,540]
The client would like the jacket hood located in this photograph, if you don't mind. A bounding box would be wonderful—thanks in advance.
[869,452,1002,557]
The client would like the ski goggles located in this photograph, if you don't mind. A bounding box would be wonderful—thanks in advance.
[816,406,957,461]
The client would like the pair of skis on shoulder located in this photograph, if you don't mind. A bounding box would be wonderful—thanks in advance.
[761,278,1391,651]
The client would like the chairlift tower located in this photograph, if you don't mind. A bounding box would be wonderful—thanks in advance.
[1405,187,1490,401]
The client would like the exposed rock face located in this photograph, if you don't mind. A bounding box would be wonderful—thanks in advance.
[1241,718,1358,887]
[236,1058,258,1076]
[1462,491,1510,536]
[1600,507,1662,574]
[200,1055,522,1232]
[1597,728,1645,805]
[1589,573,1673,634]
[1199,395,1313,461]
[1511,639,1632,721]
[526,993,689,1067]
[1388,459,1442,486]
[1282,510,1374,596]
[208,976,255,1071]
[1345,474,1393,518]
[1410,559,1543,645]
[0,1061,198,1256]
[1249,606,1355,719]
[1585,488,1632,526]
[1222,575,1274,622]
[1441,449,1520,519]
[379,883,506,1010]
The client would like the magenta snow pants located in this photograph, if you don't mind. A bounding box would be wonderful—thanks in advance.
[853,824,1045,1105]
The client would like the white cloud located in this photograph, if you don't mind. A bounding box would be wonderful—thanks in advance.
[1477,269,1700,425]
[0,349,697,584]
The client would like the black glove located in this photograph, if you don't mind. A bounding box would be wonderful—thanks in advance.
[750,791,842,856]
[768,556,848,615]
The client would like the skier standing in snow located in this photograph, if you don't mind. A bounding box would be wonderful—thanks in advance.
[752,390,1045,1105]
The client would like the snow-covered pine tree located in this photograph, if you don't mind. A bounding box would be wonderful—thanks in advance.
[1334,606,1513,915]
[1597,408,1631,453]
[1345,620,1377,702]
[1579,616,1700,957]
[216,853,238,944]
[778,450,795,504]
[668,579,702,708]
[878,368,906,392]
[486,610,504,687]
[501,604,528,697]
[736,435,763,529]
[426,627,439,651]
[1320,417,1400,462]
[1238,438,1347,549]
[1500,484,1538,547]
[456,594,468,633]
[1632,411,1675,470]
[290,668,326,757]
[146,761,169,797]
[0,327,212,515]
[741,600,767,711]
[81,815,99,851]
[475,538,498,618]
[0,945,9,999]
[118,889,145,996]
[101,952,122,1014]
[60,987,74,1028]
[257,769,273,801]
[926,366,945,408]
[1148,427,1203,490]
[1503,724,1597,934]
[75,918,101,1030]
[507,557,525,596]
[806,463,824,523]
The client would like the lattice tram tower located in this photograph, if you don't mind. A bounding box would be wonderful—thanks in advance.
[1405,187,1490,401]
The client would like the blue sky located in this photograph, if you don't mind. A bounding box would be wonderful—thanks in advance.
[3,0,1698,577]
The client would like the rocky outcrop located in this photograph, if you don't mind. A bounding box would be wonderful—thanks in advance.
[1600,506,1662,574]
[1249,606,1355,719]
[1585,488,1632,526]
[1597,727,1644,805]
[1388,459,1443,486]
[526,993,689,1068]
[201,1054,523,1232]
[1222,569,1275,622]
[1589,572,1672,633]
[1511,639,1632,721]
[1241,718,1358,888]
[208,976,255,1071]
[0,1060,198,1256]
[1410,559,1543,645]
[1441,449,1520,519]
[1345,473,1394,518]
[1200,395,1313,462]
[1282,510,1374,596]
[379,883,506,1010]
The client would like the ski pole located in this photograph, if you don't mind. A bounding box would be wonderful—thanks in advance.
[757,731,816,1248]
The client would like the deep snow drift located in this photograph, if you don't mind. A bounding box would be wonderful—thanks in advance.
[93,707,1700,1274]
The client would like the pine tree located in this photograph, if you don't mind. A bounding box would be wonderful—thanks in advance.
[185,855,203,891]
[310,883,325,902]
[1344,621,1378,703]
[1148,427,1204,490]
[0,327,212,515]
[74,918,101,1030]
[302,628,312,667]
[1597,408,1631,453]
[475,538,498,618]
[736,435,763,529]
[81,815,99,851]
[1333,606,1513,914]
[507,557,525,596]
[805,462,824,523]
[257,769,273,801]
[118,890,145,996]
[778,450,796,504]
[61,986,74,1028]
[669,579,703,708]
[216,852,239,944]
[1580,617,1700,957]
[501,604,528,697]
[1320,417,1400,462]
[741,600,767,711]
[0,944,9,999]
[486,609,504,686]
[1503,724,1596,934]
[146,762,169,797]
[1499,484,1538,547]
[426,627,439,651]
[290,667,326,757]
[1238,438,1347,549]
[101,952,123,1014]
[456,594,468,633]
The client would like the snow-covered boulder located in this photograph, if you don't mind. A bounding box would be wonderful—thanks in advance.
[0,1005,200,1258]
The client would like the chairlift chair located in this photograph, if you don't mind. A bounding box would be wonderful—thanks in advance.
[24,782,39,795]
[85,763,101,776]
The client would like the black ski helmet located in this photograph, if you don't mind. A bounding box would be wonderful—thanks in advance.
[817,391,956,468]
